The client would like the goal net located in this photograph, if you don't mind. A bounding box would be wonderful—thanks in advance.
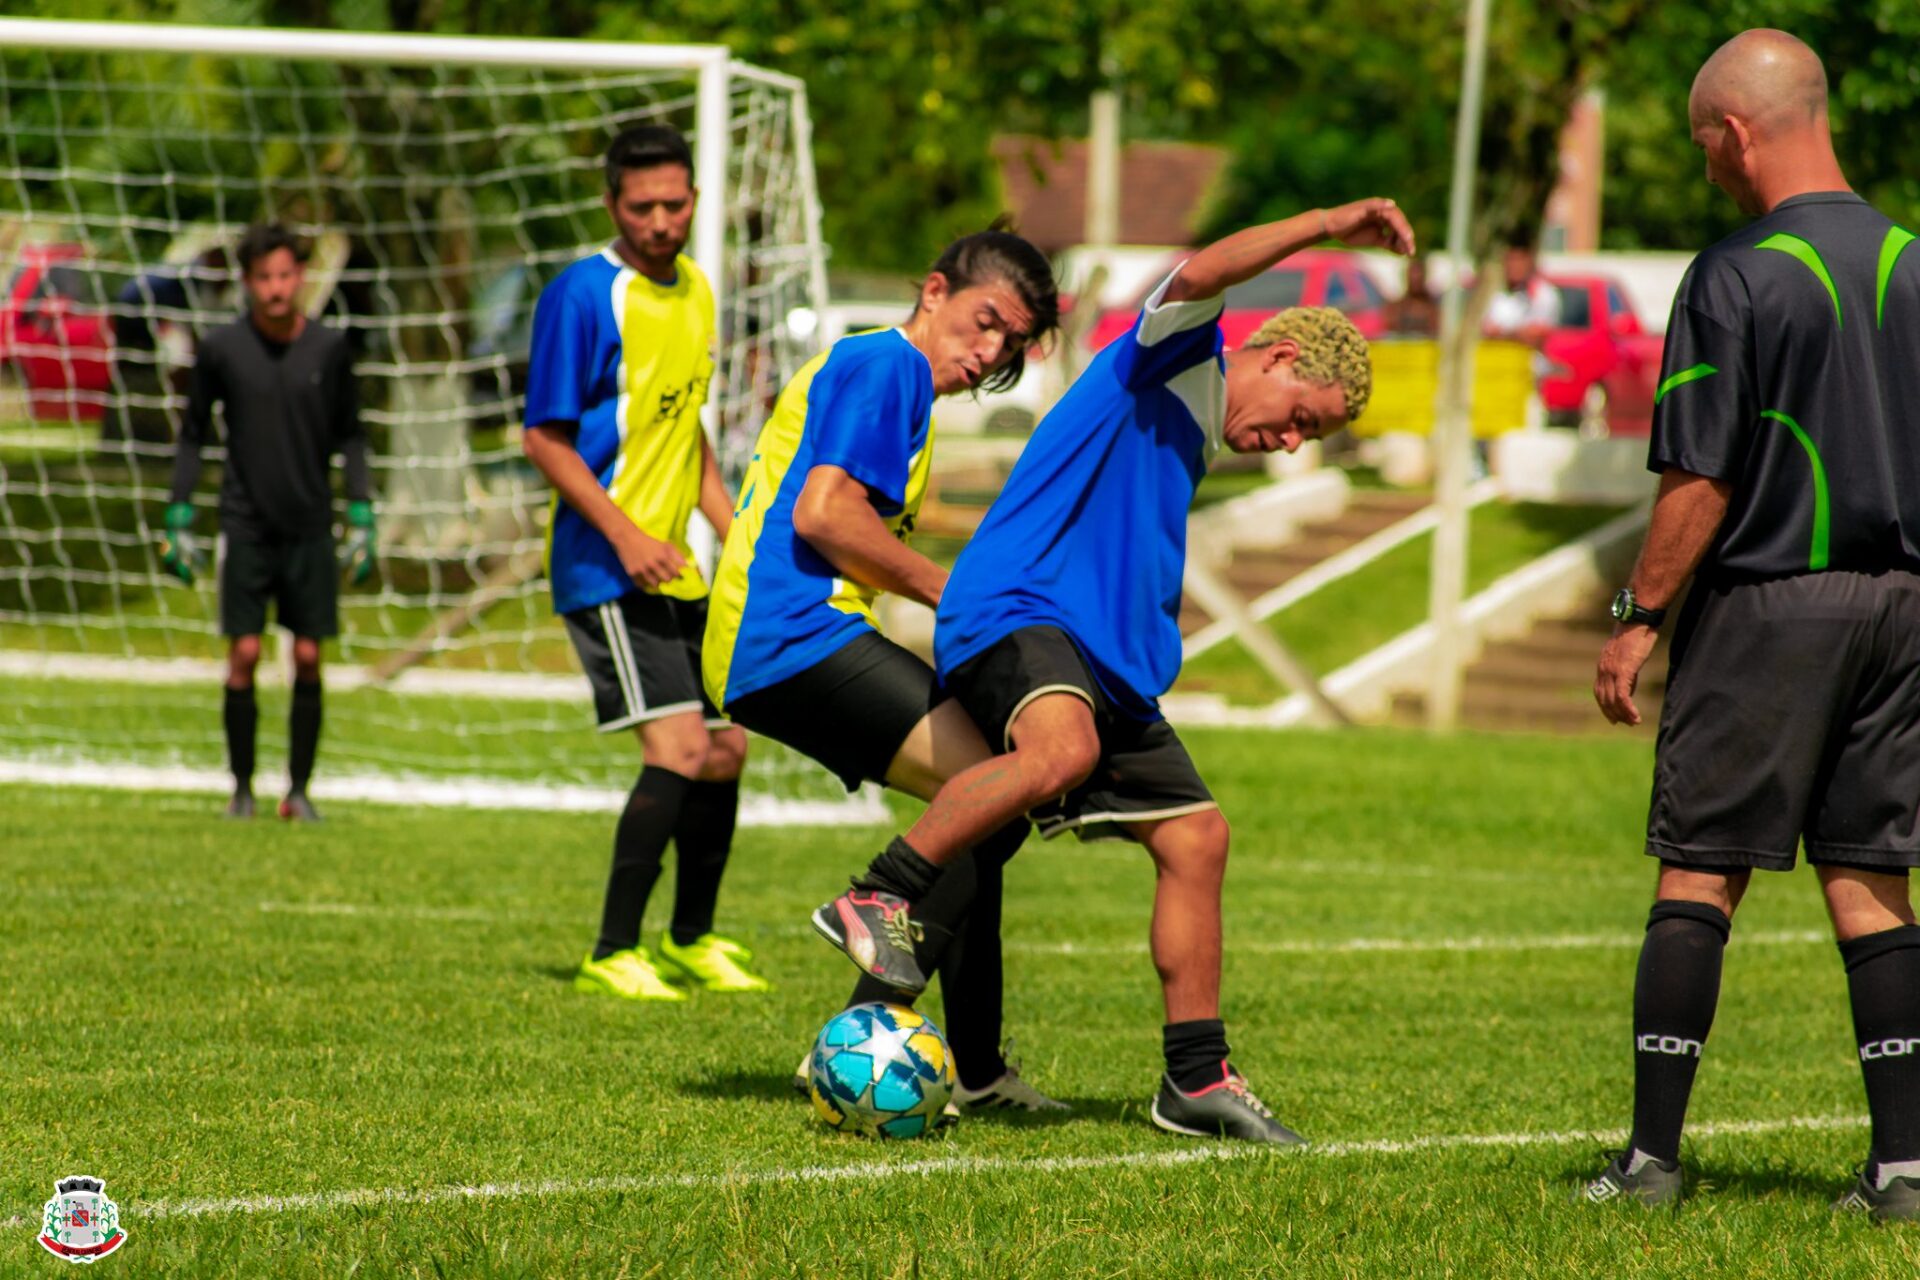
[0,19,881,822]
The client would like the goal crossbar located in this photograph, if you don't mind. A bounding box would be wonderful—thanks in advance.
[0,18,729,73]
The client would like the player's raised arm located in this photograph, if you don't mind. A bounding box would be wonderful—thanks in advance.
[1165,198,1416,304]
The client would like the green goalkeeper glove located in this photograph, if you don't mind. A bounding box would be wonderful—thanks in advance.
[343,500,377,586]
[160,502,201,585]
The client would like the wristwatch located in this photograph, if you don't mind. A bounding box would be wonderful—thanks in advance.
[1610,587,1667,629]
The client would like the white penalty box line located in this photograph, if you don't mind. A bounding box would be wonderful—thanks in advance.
[0,1113,1867,1229]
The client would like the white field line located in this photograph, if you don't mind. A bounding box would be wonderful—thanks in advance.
[1069,846,1622,886]
[1016,929,1830,957]
[239,901,1833,958]
[0,759,888,828]
[0,1113,1867,1230]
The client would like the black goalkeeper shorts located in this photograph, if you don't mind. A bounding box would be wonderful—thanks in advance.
[1647,569,1920,872]
[219,533,338,639]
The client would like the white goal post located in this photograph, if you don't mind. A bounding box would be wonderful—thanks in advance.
[0,18,881,822]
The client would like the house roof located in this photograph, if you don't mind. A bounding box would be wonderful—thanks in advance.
[990,135,1228,253]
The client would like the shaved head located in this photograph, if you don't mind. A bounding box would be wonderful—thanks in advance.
[1690,29,1829,137]
[1686,29,1846,217]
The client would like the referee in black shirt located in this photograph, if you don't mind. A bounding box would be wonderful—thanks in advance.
[1586,31,1920,1217]
[164,224,374,822]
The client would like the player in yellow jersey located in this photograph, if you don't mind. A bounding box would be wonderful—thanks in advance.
[523,125,766,1001]
[705,228,1070,1111]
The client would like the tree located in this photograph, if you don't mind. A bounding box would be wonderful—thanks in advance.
[1603,1,1920,250]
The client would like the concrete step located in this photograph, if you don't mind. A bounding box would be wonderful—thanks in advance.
[1390,690,1663,736]
[1470,641,1671,688]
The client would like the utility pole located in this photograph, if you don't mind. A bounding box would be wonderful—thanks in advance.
[1426,0,1493,732]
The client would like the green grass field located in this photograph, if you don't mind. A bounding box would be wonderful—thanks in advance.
[5,727,1917,1277]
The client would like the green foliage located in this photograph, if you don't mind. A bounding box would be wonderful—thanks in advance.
[1603,1,1920,250]
[7,0,1918,272]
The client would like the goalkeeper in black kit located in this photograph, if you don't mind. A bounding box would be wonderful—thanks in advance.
[164,223,374,821]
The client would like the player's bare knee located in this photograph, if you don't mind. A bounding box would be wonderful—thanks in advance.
[1150,809,1229,884]
[1021,729,1099,801]
[227,635,262,685]
[1818,864,1916,941]
[1181,809,1232,876]
[642,715,710,778]
[703,726,748,780]
[1655,862,1747,919]
[291,636,322,682]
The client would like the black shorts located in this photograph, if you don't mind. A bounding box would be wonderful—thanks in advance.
[1648,570,1920,872]
[724,631,941,791]
[219,534,338,638]
[563,592,723,733]
[944,625,1216,843]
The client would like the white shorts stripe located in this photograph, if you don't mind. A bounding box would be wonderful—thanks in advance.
[600,601,645,719]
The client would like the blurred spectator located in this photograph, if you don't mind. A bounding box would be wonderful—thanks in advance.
[1483,245,1561,343]
[1381,257,1440,336]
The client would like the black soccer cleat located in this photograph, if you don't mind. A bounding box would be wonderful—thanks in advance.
[224,789,255,820]
[1149,1069,1306,1145]
[810,888,927,994]
[1580,1149,1683,1207]
[1834,1163,1920,1221]
[278,791,322,823]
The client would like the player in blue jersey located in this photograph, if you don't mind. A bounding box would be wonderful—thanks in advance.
[706,229,1070,1111]
[815,198,1415,1142]
[523,125,767,1003]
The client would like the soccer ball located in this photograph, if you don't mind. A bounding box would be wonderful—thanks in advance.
[807,1002,955,1139]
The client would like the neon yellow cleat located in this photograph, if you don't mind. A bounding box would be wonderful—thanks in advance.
[656,932,771,993]
[573,947,686,1001]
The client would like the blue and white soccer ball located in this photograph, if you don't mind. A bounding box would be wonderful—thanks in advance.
[807,1002,955,1139]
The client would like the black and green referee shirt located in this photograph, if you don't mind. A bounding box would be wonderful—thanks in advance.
[1648,191,1920,579]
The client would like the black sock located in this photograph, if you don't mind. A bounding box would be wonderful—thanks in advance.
[224,685,256,792]
[669,779,739,946]
[941,823,1023,1089]
[1840,924,1920,1171]
[1164,1018,1231,1093]
[592,767,692,961]
[1627,899,1730,1164]
[288,679,322,794]
[854,835,941,901]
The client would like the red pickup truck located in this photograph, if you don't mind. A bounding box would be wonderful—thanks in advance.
[1535,273,1664,438]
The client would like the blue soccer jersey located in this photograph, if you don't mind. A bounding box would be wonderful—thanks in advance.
[704,328,936,708]
[524,246,715,615]
[936,270,1225,720]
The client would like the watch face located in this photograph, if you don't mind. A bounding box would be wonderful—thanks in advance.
[1611,589,1633,622]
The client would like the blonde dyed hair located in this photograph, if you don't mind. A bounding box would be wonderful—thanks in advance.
[1242,306,1372,422]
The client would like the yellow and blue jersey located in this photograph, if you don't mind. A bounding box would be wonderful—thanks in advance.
[524,247,714,612]
[704,329,935,709]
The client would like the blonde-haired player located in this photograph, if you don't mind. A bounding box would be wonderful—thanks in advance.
[814,199,1413,1143]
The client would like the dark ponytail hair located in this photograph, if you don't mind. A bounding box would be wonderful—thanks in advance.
[916,218,1060,393]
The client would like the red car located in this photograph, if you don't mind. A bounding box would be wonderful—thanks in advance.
[1088,248,1390,353]
[1,244,115,422]
[1535,274,1664,438]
